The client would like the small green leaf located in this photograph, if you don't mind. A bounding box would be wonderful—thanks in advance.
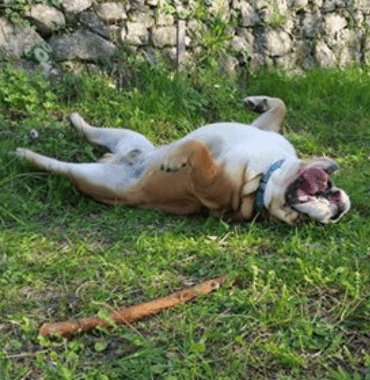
[190,342,206,354]
[94,341,108,352]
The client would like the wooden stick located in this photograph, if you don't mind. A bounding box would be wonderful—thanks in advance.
[40,276,227,339]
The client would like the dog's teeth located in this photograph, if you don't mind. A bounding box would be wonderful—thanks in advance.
[298,195,310,203]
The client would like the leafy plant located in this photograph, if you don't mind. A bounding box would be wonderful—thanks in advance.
[0,0,61,27]
[267,0,288,29]
[0,0,30,26]
[0,67,56,114]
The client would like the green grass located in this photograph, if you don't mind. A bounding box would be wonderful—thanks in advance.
[1,63,370,379]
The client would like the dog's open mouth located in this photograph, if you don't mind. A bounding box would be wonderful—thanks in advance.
[285,167,350,224]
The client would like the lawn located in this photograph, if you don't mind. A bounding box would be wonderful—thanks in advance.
[1,62,370,379]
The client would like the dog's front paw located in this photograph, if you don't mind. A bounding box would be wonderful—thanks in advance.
[244,96,269,114]
[160,156,188,173]
[159,141,203,173]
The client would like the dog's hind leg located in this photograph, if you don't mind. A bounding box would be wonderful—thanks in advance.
[243,96,286,133]
[15,148,147,204]
[70,113,155,156]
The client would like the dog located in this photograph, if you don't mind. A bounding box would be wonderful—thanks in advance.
[15,96,350,225]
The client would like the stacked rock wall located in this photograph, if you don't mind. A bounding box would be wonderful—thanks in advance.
[1,0,370,74]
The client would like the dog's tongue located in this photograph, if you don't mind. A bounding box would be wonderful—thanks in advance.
[296,168,329,202]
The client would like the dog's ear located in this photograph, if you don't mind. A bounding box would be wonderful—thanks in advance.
[304,158,339,175]
[242,174,263,196]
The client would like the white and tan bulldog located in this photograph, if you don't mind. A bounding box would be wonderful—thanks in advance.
[15,96,350,225]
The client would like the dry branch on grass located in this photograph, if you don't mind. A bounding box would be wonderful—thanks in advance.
[40,276,227,339]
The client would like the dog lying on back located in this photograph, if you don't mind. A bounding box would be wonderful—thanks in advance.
[16,96,350,225]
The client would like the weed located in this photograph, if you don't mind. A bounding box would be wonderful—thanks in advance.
[0,0,30,27]
[0,66,57,114]
[193,15,234,69]
[267,0,288,29]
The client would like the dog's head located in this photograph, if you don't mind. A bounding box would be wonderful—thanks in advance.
[284,158,350,224]
[261,158,350,224]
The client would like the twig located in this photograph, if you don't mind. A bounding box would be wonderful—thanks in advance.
[20,369,33,380]
[40,276,227,339]
[5,350,50,360]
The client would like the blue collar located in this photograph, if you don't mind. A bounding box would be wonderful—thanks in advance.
[254,160,285,215]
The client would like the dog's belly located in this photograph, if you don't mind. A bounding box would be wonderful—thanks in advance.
[181,123,297,173]
[134,123,296,171]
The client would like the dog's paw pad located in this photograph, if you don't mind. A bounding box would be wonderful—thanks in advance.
[246,99,256,109]
[244,97,268,113]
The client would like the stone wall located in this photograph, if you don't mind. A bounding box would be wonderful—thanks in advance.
[1,0,370,75]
